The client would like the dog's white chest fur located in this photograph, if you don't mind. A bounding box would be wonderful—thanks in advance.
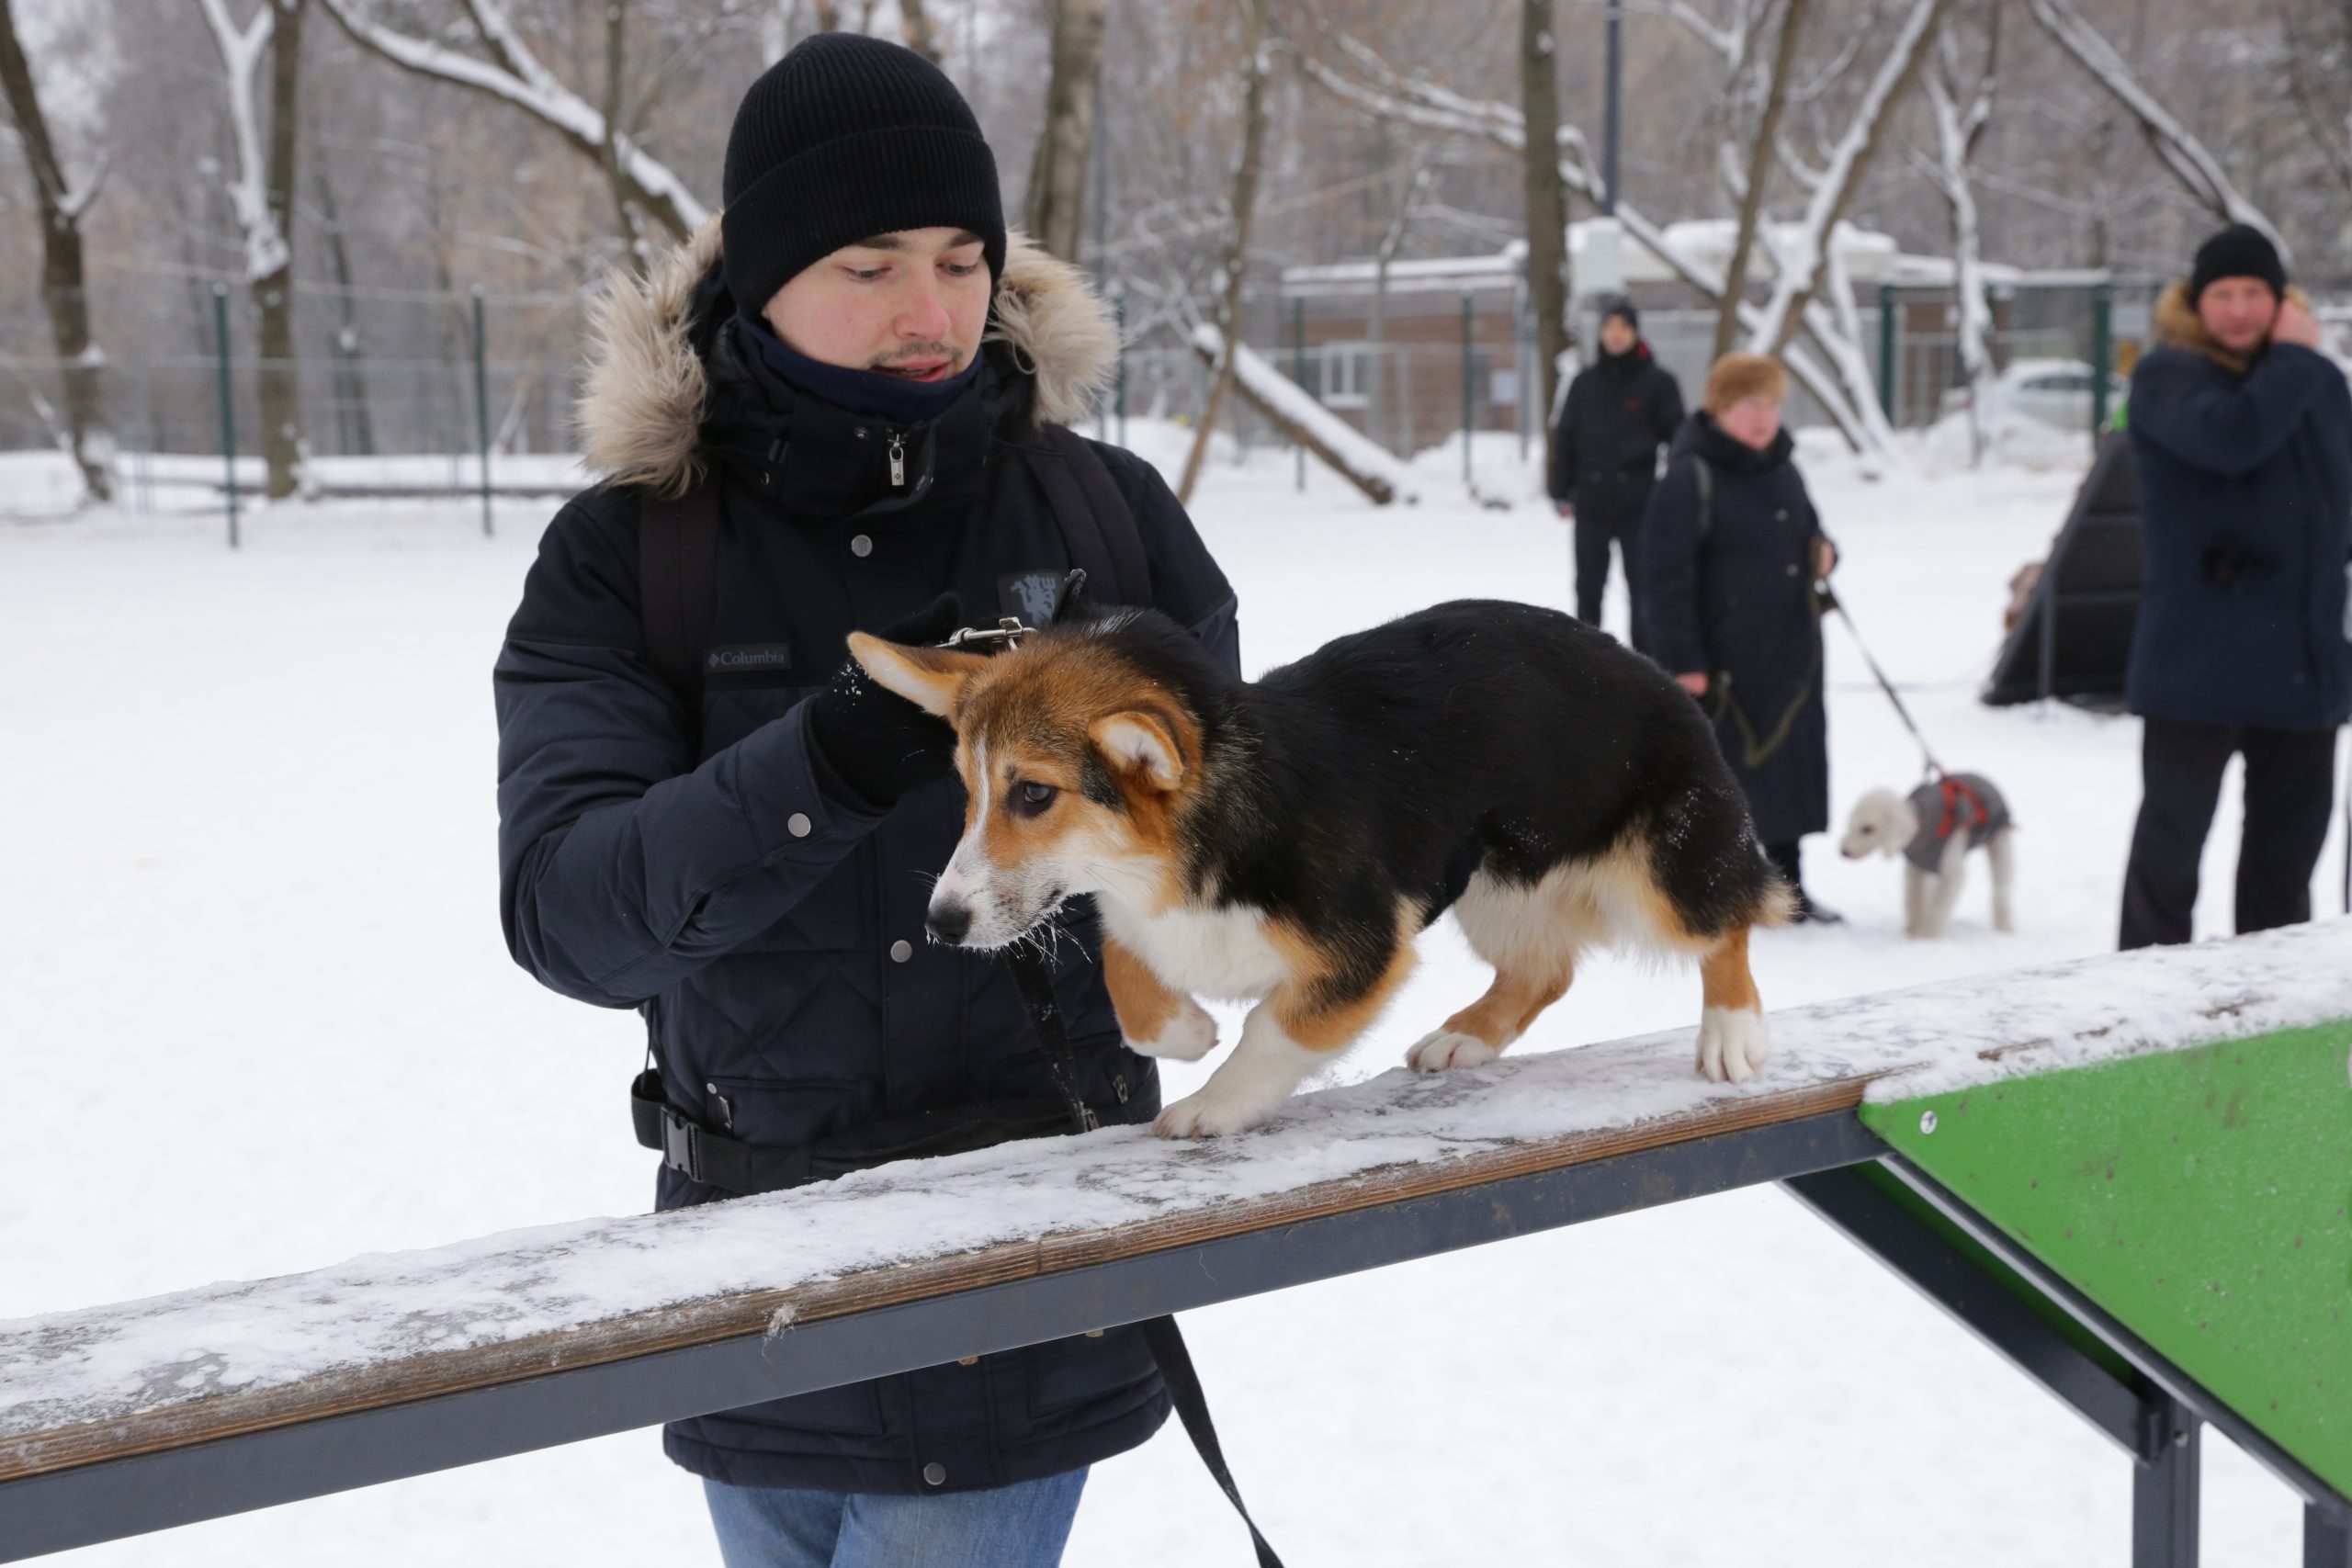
[1096,893,1287,1001]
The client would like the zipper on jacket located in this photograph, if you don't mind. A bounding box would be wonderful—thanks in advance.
[1113,1072,1130,1105]
[887,431,908,490]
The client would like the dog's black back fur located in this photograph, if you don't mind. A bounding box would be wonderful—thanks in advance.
[1052,599,1779,985]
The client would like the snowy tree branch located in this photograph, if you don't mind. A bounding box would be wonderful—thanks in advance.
[314,0,710,241]
[1743,0,1949,356]
[2023,0,2282,247]
[195,0,289,284]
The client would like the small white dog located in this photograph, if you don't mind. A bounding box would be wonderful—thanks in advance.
[1840,773,2016,938]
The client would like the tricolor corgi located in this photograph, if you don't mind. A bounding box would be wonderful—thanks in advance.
[850,598,1793,1138]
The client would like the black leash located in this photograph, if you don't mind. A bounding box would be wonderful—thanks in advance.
[1005,940,1286,1568]
[1821,584,1945,778]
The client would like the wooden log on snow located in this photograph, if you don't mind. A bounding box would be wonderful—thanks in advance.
[1187,325,1412,506]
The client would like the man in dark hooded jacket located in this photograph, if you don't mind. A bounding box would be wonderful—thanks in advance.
[2119,223,2351,951]
[493,34,1238,1567]
[1549,296,1685,642]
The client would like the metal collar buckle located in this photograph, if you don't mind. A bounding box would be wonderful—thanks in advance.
[940,616,1035,652]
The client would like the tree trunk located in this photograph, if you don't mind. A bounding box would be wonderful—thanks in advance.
[0,0,112,504]
[1521,0,1569,475]
[1023,0,1107,262]
[899,0,941,62]
[1714,0,1807,361]
[311,154,374,457]
[1175,0,1271,507]
[256,0,306,500]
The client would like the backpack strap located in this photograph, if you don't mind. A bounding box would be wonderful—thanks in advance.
[1690,455,1714,542]
[637,481,722,736]
[1028,424,1152,606]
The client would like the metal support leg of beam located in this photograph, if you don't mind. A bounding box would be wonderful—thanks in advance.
[1871,1156,2352,1533]
[1781,1166,2154,1460]
[2312,1504,2352,1568]
[2132,1404,2200,1568]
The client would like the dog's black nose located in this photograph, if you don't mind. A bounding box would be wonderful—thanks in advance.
[926,901,972,944]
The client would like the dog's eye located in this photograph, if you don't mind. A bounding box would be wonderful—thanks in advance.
[1014,781,1058,817]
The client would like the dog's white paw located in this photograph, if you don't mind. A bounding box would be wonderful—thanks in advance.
[1152,1086,1275,1140]
[1127,999,1218,1063]
[1695,1007,1770,1085]
[1405,1030,1499,1073]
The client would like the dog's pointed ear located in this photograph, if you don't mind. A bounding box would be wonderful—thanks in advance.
[847,634,990,717]
[1090,710,1185,792]
[1051,568,1091,625]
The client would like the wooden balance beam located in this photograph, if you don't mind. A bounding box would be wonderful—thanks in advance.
[5,921,2349,1562]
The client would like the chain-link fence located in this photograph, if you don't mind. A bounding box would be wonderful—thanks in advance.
[0,274,2160,519]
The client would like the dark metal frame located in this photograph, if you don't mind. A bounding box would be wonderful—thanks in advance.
[4,1117,2344,1565]
[1788,1156,2352,1568]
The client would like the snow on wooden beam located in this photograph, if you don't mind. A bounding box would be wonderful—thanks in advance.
[5,920,2348,1486]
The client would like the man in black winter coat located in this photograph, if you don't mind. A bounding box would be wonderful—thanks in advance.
[1548,296,1686,642]
[493,36,1238,1568]
[2118,224,2351,951]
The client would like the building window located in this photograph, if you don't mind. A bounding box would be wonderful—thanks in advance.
[1320,343,1372,409]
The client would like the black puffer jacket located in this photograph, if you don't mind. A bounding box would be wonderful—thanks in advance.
[494,219,1238,1495]
[1639,412,1830,845]
[1546,343,1686,509]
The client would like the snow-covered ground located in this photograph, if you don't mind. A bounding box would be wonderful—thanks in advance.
[2,425,2338,1565]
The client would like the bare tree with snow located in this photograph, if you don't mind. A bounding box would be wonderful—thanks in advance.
[197,0,308,502]
[0,0,113,504]
[1024,0,1107,263]
[1742,0,1951,356]
[1712,0,1808,360]
[1298,30,1906,465]
[315,0,712,243]
[1917,0,2000,464]
[1175,0,1271,508]
[1521,0,1570,469]
[2024,0,2283,246]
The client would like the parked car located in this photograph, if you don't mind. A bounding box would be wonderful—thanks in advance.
[1941,359,2128,430]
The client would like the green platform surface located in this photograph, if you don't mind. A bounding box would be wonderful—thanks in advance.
[1863,1021,2352,1498]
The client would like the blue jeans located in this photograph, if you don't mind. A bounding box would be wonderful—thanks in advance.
[702,1469,1089,1568]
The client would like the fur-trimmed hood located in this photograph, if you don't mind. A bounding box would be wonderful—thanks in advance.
[2152,278,2314,377]
[576,217,1118,497]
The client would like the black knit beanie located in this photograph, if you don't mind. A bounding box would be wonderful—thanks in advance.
[1599,294,1640,333]
[720,34,1007,314]
[2188,224,2286,304]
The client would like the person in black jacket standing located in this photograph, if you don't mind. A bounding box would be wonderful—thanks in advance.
[2118,224,2352,950]
[493,35,1238,1568]
[1549,296,1686,643]
[1640,353,1842,922]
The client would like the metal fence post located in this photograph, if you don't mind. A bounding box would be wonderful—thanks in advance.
[212,284,239,550]
[1877,283,1898,425]
[1292,296,1306,493]
[471,288,494,537]
[2090,279,2115,440]
[1460,291,1474,486]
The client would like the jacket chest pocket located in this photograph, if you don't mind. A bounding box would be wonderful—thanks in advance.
[700,679,824,756]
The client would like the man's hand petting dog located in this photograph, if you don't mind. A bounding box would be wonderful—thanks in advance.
[808,594,968,806]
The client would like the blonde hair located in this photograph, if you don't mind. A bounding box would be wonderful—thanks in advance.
[1702,353,1789,415]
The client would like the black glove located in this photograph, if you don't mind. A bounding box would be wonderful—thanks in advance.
[807,592,967,807]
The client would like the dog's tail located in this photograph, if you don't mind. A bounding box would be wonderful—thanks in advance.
[1750,871,1800,930]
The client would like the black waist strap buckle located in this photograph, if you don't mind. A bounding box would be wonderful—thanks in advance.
[658,1106,705,1184]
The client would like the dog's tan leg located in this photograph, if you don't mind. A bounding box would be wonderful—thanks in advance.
[1694,926,1770,1084]
[1154,929,1416,1138]
[1102,934,1217,1062]
[1406,962,1572,1072]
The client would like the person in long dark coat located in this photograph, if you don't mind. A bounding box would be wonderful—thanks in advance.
[2118,223,2352,950]
[1640,353,1842,921]
[1549,296,1686,644]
